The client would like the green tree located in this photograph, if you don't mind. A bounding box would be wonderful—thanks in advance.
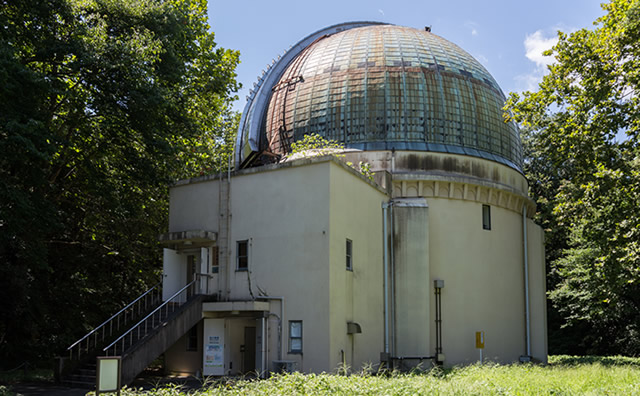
[507,0,640,355]
[0,0,239,366]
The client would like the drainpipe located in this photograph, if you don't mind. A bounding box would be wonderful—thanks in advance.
[262,296,285,360]
[217,169,224,298]
[381,202,390,355]
[261,316,267,378]
[523,205,531,358]
[389,203,396,357]
[226,152,233,299]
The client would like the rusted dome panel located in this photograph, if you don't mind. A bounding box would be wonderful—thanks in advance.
[235,22,388,169]
[264,25,522,170]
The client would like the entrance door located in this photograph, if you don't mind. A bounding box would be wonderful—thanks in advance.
[242,326,256,373]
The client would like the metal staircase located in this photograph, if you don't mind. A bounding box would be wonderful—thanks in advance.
[59,281,162,387]
[58,276,206,388]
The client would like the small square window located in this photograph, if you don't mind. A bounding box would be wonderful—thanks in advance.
[346,239,353,271]
[482,205,491,230]
[237,240,248,271]
[289,321,303,354]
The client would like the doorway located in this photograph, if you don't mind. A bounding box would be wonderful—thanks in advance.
[242,326,256,373]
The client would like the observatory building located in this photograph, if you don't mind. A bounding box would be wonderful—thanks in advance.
[160,22,547,376]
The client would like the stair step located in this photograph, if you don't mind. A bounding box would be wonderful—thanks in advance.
[65,379,95,389]
[63,294,203,387]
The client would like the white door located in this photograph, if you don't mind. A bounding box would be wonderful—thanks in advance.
[163,248,186,301]
[203,319,225,376]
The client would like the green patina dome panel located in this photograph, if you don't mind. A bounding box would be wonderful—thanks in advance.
[263,25,522,169]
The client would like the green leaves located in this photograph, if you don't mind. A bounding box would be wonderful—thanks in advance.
[507,0,640,355]
[0,0,239,365]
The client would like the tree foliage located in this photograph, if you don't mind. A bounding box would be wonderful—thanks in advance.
[507,0,640,355]
[0,0,239,366]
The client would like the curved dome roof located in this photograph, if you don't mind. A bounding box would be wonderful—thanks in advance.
[236,23,522,171]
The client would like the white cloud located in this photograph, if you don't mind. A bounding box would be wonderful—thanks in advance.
[524,31,557,68]
[515,30,558,92]
[378,9,385,16]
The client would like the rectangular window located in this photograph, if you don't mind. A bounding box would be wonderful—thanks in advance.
[482,204,491,230]
[237,240,248,271]
[211,246,219,273]
[186,325,198,351]
[289,321,303,354]
[346,239,353,271]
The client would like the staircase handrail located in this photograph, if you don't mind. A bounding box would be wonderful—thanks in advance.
[103,276,200,355]
[66,281,162,357]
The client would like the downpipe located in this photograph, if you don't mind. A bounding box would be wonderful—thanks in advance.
[382,202,391,355]
[259,296,285,360]
[523,205,531,359]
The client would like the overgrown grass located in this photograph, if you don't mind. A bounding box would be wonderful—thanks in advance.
[2,356,636,395]
[82,355,640,395]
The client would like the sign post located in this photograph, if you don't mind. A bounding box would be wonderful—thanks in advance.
[96,356,121,395]
[475,331,485,363]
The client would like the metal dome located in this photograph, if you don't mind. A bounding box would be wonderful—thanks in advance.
[236,22,522,171]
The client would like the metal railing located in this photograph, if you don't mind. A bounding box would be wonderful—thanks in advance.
[103,274,204,356]
[66,281,162,361]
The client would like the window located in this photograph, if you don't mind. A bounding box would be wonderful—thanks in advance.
[186,325,198,351]
[346,239,353,271]
[237,240,248,271]
[482,204,491,230]
[211,246,219,273]
[289,321,303,354]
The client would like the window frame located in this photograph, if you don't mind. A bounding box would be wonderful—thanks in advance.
[237,240,249,271]
[482,204,491,230]
[288,320,303,354]
[346,238,353,271]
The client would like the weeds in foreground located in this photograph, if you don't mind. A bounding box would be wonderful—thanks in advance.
[85,356,640,395]
[4,356,639,395]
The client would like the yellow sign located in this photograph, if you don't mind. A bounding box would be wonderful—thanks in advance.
[475,331,485,349]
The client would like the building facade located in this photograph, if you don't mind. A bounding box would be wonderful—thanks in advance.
[160,22,547,376]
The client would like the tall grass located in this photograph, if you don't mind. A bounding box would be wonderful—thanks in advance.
[99,356,640,396]
[0,356,633,395]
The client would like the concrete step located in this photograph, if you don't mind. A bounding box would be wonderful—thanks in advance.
[65,379,95,389]
[77,368,96,376]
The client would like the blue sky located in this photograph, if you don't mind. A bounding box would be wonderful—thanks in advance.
[207,0,605,112]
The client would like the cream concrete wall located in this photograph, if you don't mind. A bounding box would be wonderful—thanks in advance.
[527,219,548,363]
[169,178,220,233]
[164,156,546,373]
[427,198,528,365]
[327,161,388,372]
[226,161,333,373]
